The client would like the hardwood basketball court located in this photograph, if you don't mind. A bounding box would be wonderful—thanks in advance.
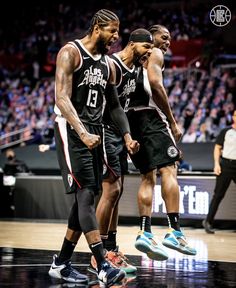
[0,220,235,287]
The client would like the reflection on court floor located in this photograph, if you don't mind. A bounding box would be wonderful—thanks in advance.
[0,247,235,287]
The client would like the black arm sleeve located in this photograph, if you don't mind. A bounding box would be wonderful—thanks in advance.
[105,84,130,135]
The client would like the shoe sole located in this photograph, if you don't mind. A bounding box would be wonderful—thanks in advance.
[205,230,215,234]
[48,269,89,283]
[106,270,126,287]
[121,267,137,274]
[162,240,197,256]
[135,240,168,261]
[87,266,98,275]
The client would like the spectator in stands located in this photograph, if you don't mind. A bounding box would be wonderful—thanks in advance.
[177,157,192,172]
[3,148,30,176]
[196,123,211,143]
[176,29,189,41]
[202,109,236,233]
[182,124,197,143]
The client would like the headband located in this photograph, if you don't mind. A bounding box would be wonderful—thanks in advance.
[129,33,153,43]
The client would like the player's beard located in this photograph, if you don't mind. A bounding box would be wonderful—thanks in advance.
[96,35,109,55]
[133,51,144,67]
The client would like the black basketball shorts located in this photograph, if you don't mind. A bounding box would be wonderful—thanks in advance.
[103,126,128,179]
[54,116,104,194]
[127,109,180,174]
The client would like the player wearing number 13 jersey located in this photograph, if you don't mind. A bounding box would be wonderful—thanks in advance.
[54,39,111,194]
[50,9,140,287]
[56,39,109,124]
[54,38,138,194]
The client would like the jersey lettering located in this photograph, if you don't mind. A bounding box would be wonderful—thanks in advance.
[78,65,107,89]
[123,98,130,112]
[120,78,136,98]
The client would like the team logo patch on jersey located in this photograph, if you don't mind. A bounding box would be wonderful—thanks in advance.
[67,174,73,187]
[167,146,178,158]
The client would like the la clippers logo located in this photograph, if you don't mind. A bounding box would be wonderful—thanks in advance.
[210,5,231,27]
[167,146,178,158]
[67,174,73,187]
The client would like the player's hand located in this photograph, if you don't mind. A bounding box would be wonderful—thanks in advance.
[124,133,140,155]
[214,163,221,175]
[80,132,101,149]
[126,140,140,155]
[170,122,183,143]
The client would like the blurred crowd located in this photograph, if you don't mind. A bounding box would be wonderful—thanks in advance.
[0,0,235,148]
[166,67,235,142]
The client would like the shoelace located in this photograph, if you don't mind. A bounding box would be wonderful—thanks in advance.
[107,251,124,265]
[116,250,129,262]
[102,261,111,271]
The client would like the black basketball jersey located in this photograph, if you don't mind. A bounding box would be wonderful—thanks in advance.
[128,66,154,109]
[127,65,170,125]
[55,40,110,125]
[128,65,165,111]
[103,53,138,133]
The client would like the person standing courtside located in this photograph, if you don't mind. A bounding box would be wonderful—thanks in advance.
[126,25,197,260]
[48,9,139,286]
[89,28,153,274]
[203,109,236,234]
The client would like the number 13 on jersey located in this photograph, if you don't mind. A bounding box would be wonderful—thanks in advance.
[86,89,98,108]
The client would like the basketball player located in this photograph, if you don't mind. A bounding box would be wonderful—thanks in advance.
[48,9,139,286]
[126,25,197,260]
[89,28,153,274]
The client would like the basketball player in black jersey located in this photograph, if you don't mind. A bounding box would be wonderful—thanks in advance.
[88,29,153,274]
[126,25,197,260]
[48,9,139,286]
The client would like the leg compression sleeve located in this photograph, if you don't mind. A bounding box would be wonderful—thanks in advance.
[68,197,82,231]
[75,187,98,234]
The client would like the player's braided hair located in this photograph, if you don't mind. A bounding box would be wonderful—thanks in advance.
[89,9,119,34]
[148,24,167,35]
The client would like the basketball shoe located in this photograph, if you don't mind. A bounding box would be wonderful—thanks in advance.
[135,231,168,261]
[88,248,137,274]
[48,254,89,283]
[97,261,126,287]
[162,228,197,255]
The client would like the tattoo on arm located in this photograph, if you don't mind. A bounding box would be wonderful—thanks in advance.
[55,45,87,137]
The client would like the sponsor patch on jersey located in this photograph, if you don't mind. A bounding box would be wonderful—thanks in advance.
[167,146,178,158]
[67,174,73,187]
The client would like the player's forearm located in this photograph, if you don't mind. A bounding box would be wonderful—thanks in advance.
[152,84,176,124]
[105,83,131,135]
[110,106,131,136]
[56,97,87,138]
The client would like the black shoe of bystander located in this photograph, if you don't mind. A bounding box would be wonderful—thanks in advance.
[202,220,215,234]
